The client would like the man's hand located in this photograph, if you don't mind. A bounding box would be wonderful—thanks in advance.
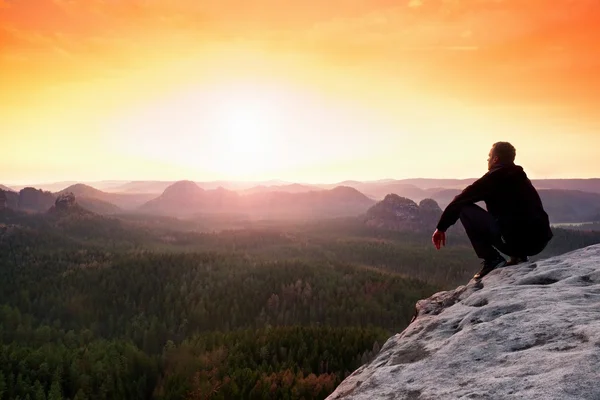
[432,229,446,250]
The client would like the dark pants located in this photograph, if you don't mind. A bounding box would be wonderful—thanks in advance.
[459,204,518,261]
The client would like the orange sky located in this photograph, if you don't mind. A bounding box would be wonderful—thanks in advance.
[2,0,599,184]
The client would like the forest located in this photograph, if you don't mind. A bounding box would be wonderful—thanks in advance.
[1,209,599,399]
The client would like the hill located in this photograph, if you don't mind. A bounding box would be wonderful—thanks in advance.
[58,183,154,210]
[243,183,318,195]
[531,178,600,194]
[18,187,56,212]
[536,189,600,223]
[1,186,122,215]
[106,180,176,194]
[0,184,15,192]
[140,181,375,219]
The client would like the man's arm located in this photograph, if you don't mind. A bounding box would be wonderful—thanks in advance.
[436,174,494,232]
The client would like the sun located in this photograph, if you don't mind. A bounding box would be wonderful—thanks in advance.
[208,84,285,178]
[108,79,301,180]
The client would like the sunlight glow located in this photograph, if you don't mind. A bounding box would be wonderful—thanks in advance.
[208,85,284,177]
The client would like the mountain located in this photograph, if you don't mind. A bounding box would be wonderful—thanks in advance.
[416,188,600,224]
[0,186,121,215]
[139,181,210,215]
[321,179,475,193]
[58,183,154,210]
[243,186,376,219]
[140,181,375,219]
[106,181,177,194]
[0,184,15,192]
[429,188,462,208]
[47,192,93,217]
[1,190,19,209]
[58,183,108,199]
[364,194,442,232]
[318,178,600,201]
[11,181,79,192]
[327,244,600,400]
[243,183,318,195]
[362,183,429,201]
[18,187,56,212]
[531,178,600,194]
[76,197,121,215]
[537,189,600,223]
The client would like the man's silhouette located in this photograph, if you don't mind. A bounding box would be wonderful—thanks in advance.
[432,142,553,279]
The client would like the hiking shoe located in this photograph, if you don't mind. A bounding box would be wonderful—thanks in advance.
[473,256,507,280]
[506,256,529,266]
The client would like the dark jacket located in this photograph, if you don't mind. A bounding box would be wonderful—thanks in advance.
[436,164,553,253]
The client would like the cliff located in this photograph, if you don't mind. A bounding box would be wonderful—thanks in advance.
[327,245,600,400]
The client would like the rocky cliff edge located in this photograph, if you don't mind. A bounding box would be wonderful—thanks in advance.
[327,245,600,400]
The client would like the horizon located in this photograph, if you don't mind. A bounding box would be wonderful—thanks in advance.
[2,1,600,183]
[3,175,600,191]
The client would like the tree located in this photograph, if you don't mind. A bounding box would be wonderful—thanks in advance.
[0,371,6,400]
[33,380,45,400]
[47,379,62,400]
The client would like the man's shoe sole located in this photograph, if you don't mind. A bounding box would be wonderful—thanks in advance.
[473,260,507,280]
[506,257,529,266]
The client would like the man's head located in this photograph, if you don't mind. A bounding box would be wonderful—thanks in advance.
[488,142,516,170]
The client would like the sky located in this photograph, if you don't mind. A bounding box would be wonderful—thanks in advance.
[1,0,600,184]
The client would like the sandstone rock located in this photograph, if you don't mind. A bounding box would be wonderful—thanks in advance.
[18,187,55,212]
[55,192,77,210]
[327,245,600,400]
[48,192,90,216]
[365,194,442,232]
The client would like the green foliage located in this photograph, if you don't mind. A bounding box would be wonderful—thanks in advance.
[1,212,599,399]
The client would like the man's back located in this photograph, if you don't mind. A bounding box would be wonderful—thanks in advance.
[486,165,552,249]
[484,165,546,221]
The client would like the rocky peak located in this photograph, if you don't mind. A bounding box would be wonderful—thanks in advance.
[48,192,89,216]
[18,187,56,212]
[365,194,442,232]
[327,245,600,400]
[55,192,77,210]
[418,198,442,213]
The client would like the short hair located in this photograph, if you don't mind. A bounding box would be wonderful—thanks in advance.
[492,142,516,163]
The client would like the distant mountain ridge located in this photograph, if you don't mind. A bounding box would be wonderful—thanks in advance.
[0,184,15,192]
[140,181,375,218]
[6,177,600,223]
[58,184,154,210]
[1,187,120,215]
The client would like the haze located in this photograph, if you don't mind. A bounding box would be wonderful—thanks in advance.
[2,0,599,184]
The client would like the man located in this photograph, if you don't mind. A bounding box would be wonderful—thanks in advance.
[432,142,553,280]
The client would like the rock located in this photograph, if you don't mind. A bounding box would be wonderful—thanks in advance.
[55,192,77,210]
[327,245,600,400]
[48,192,90,216]
[365,194,442,232]
[18,187,55,212]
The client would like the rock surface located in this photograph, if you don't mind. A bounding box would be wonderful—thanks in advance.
[327,245,600,400]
